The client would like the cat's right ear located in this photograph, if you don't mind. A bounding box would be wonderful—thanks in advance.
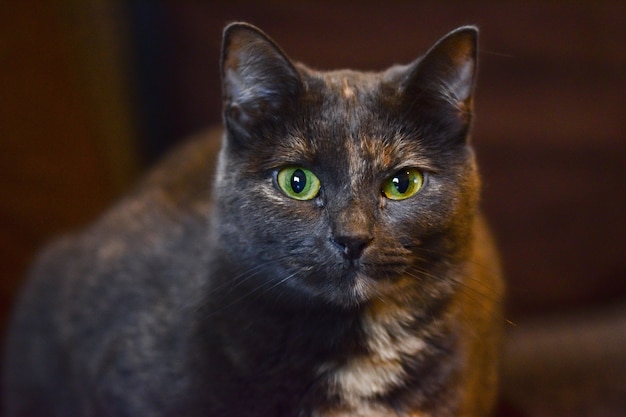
[221,23,302,140]
[393,26,478,145]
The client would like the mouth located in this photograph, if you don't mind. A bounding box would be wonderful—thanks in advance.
[349,272,379,303]
[343,259,408,281]
[332,266,393,306]
[343,259,416,301]
[295,254,412,308]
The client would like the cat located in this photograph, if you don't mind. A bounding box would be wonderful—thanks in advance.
[3,22,503,417]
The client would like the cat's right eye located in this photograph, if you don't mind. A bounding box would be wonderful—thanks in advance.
[276,166,321,201]
[381,168,424,200]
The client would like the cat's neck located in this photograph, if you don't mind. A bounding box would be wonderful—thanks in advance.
[196,259,461,414]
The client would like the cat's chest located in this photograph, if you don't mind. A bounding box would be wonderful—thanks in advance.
[315,303,429,416]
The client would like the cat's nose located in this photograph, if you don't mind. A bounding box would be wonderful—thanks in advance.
[331,234,373,261]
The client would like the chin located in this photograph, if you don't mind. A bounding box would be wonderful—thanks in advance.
[308,270,380,310]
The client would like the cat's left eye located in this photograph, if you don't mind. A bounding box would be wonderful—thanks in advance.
[382,168,424,200]
[276,166,321,201]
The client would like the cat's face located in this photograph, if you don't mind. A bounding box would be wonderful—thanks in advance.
[213,24,480,309]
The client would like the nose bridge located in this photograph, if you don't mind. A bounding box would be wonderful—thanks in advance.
[330,138,374,238]
[330,197,374,261]
[326,133,376,254]
[331,196,373,239]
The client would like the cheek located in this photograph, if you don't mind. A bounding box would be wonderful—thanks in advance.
[228,181,326,248]
[382,199,433,237]
[379,176,478,257]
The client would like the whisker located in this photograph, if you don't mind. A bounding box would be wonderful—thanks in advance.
[203,256,297,317]
[411,245,502,293]
[205,255,292,296]
[404,249,502,308]
[398,267,507,344]
[506,319,518,327]
[404,266,500,305]
[256,272,298,298]
[403,268,503,325]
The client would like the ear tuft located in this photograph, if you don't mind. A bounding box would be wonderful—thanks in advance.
[221,23,302,137]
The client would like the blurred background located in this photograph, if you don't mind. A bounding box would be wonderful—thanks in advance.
[1,1,624,416]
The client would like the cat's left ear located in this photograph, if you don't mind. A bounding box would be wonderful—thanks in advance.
[399,26,478,137]
[221,23,302,139]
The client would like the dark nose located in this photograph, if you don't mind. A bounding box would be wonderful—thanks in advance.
[331,234,373,261]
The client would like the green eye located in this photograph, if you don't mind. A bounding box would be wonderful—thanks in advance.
[382,168,424,200]
[276,166,321,200]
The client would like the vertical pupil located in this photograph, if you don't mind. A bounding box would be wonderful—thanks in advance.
[291,169,307,193]
[393,171,410,193]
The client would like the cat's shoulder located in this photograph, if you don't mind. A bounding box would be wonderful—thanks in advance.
[138,127,222,216]
[28,128,223,291]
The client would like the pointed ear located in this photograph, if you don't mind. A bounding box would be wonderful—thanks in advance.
[400,26,478,135]
[221,23,302,138]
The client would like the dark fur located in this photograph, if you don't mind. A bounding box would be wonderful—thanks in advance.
[4,23,503,416]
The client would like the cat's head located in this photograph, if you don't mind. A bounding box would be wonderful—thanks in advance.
[213,23,481,310]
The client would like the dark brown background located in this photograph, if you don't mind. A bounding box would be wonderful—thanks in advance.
[1,1,625,415]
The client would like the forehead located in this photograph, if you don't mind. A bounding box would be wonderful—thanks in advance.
[254,69,434,176]
[302,71,433,173]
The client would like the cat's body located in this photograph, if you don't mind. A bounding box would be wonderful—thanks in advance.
[4,24,503,417]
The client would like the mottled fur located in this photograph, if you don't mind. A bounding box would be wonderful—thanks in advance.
[4,23,503,416]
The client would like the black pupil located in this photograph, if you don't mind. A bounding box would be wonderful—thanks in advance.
[392,171,410,193]
[291,169,307,193]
